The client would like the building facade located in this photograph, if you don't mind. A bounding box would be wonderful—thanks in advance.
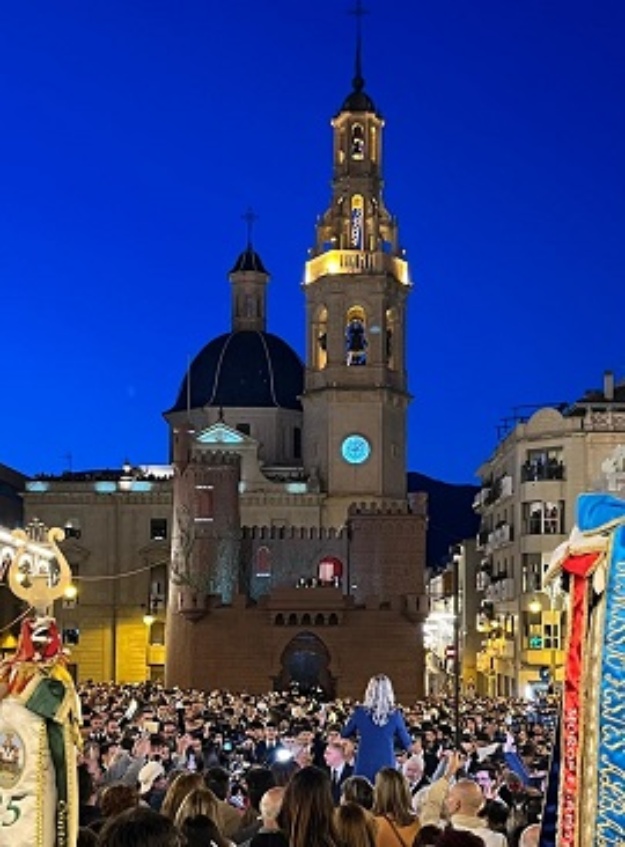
[14,48,429,701]
[424,540,481,697]
[473,371,625,697]
[0,463,26,656]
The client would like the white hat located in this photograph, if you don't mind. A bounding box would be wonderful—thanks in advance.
[138,760,165,794]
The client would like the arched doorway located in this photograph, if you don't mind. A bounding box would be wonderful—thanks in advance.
[274,632,335,698]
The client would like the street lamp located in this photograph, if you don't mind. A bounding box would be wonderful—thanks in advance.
[64,583,78,601]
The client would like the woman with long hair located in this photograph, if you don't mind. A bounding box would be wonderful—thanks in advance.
[342,675,416,782]
[341,775,375,811]
[161,771,204,820]
[372,767,420,847]
[280,766,340,847]
[335,802,377,847]
[173,787,227,842]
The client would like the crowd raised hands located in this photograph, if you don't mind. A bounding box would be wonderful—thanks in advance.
[76,680,555,847]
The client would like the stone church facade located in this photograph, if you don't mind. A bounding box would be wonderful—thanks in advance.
[16,50,428,701]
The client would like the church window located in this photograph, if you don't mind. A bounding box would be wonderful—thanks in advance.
[194,485,214,522]
[315,614,325,626]
[385,308,397,369]
[302,613,312,625]
[314,306,328,370]
[256,546,271,577]
[351,124,365,160]
[150,518,167,541]
[345,306,367,366]
[288,613,297,626]
[275,614,285,626]
[328,613,339,626]
[370,125,377,162]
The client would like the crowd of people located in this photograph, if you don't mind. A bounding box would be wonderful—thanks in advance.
[76,675,557,847]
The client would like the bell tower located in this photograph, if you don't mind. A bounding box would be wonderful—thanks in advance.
[301,13,412,509]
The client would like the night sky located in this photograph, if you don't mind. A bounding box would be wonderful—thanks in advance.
[1,1,624,483]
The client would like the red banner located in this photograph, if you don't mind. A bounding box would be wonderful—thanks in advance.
[559,552,602,847]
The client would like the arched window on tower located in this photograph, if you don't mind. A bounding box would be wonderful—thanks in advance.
[314,306,328,370]
[385,307,397,370]
[351,124,365,160]
[345,306,367,366]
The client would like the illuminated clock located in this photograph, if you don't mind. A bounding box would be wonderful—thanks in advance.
[341,434,371,465]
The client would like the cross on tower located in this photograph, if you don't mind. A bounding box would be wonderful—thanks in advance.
[242,207,258,248]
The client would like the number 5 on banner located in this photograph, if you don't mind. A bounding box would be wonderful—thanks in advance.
[0,793,25,827]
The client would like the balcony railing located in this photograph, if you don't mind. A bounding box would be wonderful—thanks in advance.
[521,461,566,482]
[305,249,410,285]
[476,529,490,550]
[485,578,515,603]
[486,523,514,551]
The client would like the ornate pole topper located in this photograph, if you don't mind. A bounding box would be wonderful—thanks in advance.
[0,520,81,847]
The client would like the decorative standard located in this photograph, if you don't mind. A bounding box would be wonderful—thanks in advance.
[0,521,80,847]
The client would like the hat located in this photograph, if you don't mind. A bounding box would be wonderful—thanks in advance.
[138,761,165,794]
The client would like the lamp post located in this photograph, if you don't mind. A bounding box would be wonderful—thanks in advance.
[452,547,462,750]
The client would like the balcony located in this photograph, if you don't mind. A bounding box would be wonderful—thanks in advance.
[486,523,514,551]
[476,570,491,591]
[473,488,491,510]
[521,647,564,667]
[521,461,565,483]
[304,249,410,285]
[485,577,516,603]
[476,529,490,550]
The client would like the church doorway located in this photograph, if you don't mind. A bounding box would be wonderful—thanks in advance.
[274,632,335,698]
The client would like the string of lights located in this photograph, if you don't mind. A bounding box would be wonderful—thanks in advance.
[0,605,34,634]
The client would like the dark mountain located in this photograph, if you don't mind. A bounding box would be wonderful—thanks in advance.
[408,472,479,569]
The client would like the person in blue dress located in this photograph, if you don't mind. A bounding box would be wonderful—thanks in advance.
[341,674,416,782]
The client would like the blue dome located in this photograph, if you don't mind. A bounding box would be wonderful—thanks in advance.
[168,331,303,413]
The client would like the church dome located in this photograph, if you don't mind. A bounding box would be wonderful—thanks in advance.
[168,331,304,413]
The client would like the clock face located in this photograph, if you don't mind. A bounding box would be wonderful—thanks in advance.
[341,434,371,465]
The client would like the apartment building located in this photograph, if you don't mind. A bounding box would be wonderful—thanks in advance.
[474,371,625,696]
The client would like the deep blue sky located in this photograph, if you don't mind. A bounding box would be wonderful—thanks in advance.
[1,0,624,483]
